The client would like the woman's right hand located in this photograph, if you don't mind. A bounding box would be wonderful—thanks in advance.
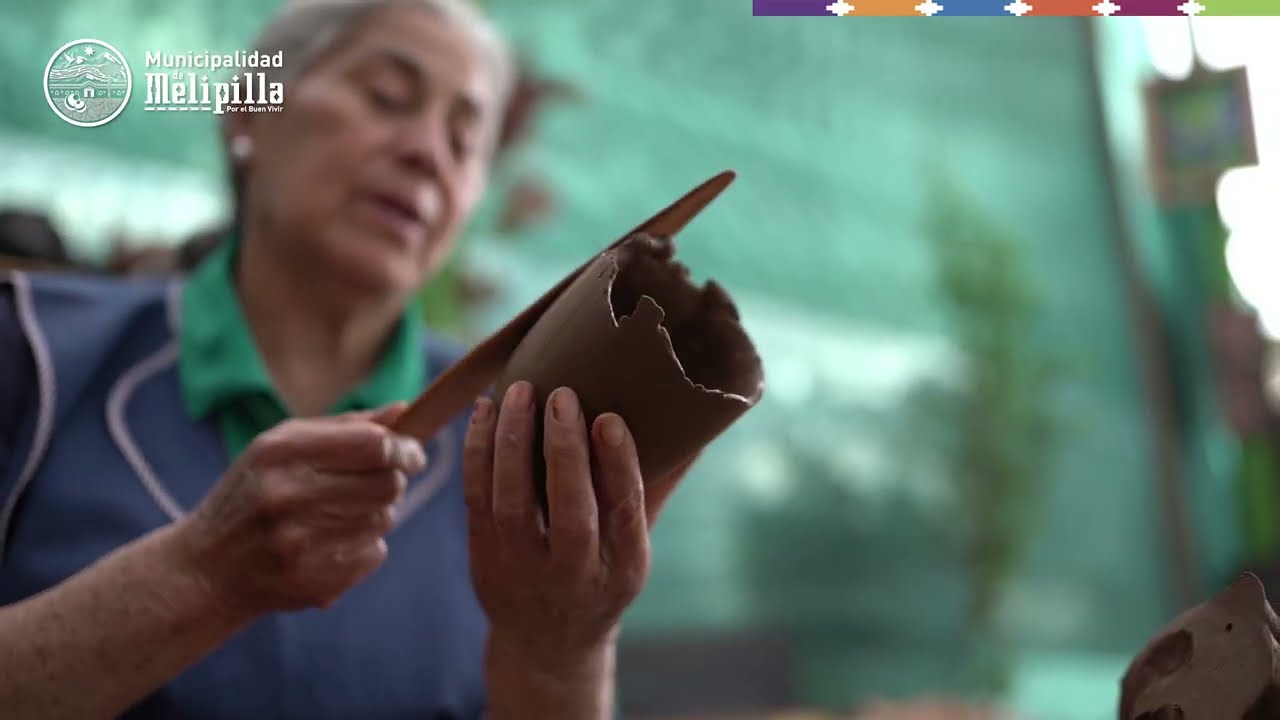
[172,403,426,618]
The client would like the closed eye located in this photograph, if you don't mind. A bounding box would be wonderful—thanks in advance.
[365,84,411,112]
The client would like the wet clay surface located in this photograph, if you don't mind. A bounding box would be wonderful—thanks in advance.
[606,234,762,400]
[389,172,739,445]
[387,172,761,513]
[495,233,764,510]
[1121,574,1280,719]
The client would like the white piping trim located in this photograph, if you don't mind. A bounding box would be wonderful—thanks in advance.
[164,279,182,335]
[104,277,457,526]
[106,344,457,528]
[105,341,186,523]
[0,273,58,562]
[393,425,457,529]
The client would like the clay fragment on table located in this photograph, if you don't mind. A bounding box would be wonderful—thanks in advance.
[1120,573,1280,719]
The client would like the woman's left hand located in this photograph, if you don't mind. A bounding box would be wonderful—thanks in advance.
[463,380,691,718]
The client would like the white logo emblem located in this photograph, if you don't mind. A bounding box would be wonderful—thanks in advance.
[44,39,133,127]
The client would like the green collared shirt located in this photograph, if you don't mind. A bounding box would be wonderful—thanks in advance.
[178,238,425,459]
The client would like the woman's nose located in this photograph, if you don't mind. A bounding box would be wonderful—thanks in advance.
[393,112,453,178]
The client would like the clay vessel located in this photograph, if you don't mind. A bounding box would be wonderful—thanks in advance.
[1120,573,1280,719]
[494,232,763,505]
[389,172,764,502]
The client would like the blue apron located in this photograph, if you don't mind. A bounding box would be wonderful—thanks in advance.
[0,271,488,719]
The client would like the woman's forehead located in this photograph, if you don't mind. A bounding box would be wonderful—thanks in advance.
[325,5,495,105]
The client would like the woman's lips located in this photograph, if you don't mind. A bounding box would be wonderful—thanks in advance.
[358,192,428,248]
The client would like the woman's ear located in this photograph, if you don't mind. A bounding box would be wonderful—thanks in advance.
[222,113,258,165]
[229,135,254,163]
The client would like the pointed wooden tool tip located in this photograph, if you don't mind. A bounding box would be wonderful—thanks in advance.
[698,170,736,197]
[633,170,738,240]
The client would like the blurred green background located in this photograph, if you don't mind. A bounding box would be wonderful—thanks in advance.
[2,4,1278,718]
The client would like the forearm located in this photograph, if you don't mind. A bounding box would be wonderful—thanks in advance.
[484,633,616,720]
[0,525,254,720]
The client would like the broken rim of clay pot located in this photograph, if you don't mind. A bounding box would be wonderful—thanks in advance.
[603,233,764,404]
[492,228,765,495]
[388,171,742,445]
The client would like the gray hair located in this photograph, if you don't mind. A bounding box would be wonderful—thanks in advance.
[236,0,515,141]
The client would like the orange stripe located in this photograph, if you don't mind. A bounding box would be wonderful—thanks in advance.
[1025,0,1103,15]
[847,0,926,15]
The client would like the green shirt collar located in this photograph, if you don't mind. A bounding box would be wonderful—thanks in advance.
[179,237,425,456]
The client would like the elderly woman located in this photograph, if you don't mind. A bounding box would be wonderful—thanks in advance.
[0,1,683,718]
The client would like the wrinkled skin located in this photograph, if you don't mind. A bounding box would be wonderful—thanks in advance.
[180,405,425,614]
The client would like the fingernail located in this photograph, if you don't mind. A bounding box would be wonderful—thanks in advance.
[551,388,578,422]
[600,414,626,448]
[472,396,492,422]
[395,437,426,471]
[505,381,532,411]
[381,435,395,466]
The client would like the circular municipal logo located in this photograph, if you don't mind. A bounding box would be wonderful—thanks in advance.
[44,39,133,127]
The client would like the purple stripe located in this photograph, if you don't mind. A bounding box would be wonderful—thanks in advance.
[1116,0,1183,14]
[753,0,836,15]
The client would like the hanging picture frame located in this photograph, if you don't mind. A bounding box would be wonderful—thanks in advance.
[1144,65,1257,208]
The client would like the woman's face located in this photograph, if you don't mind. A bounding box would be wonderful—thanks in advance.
[235,5,497,300]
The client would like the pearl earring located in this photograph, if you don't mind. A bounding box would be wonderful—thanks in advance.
[229,135,253,161]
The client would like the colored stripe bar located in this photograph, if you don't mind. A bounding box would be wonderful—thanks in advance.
[1114,0,1185,15]
[753,0,837,15]
[840,0,937,14]
[1023,0,1111,15]
[927,0,1011,14]
[752,0,948,15]
[1202,0,1280,14]
[947,0,1095,12]
[940,0,1022,15]
[752,0,1277,14]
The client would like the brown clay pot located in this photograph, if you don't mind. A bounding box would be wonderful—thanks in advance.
[389,172,764,508]
[493,233,763,506]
